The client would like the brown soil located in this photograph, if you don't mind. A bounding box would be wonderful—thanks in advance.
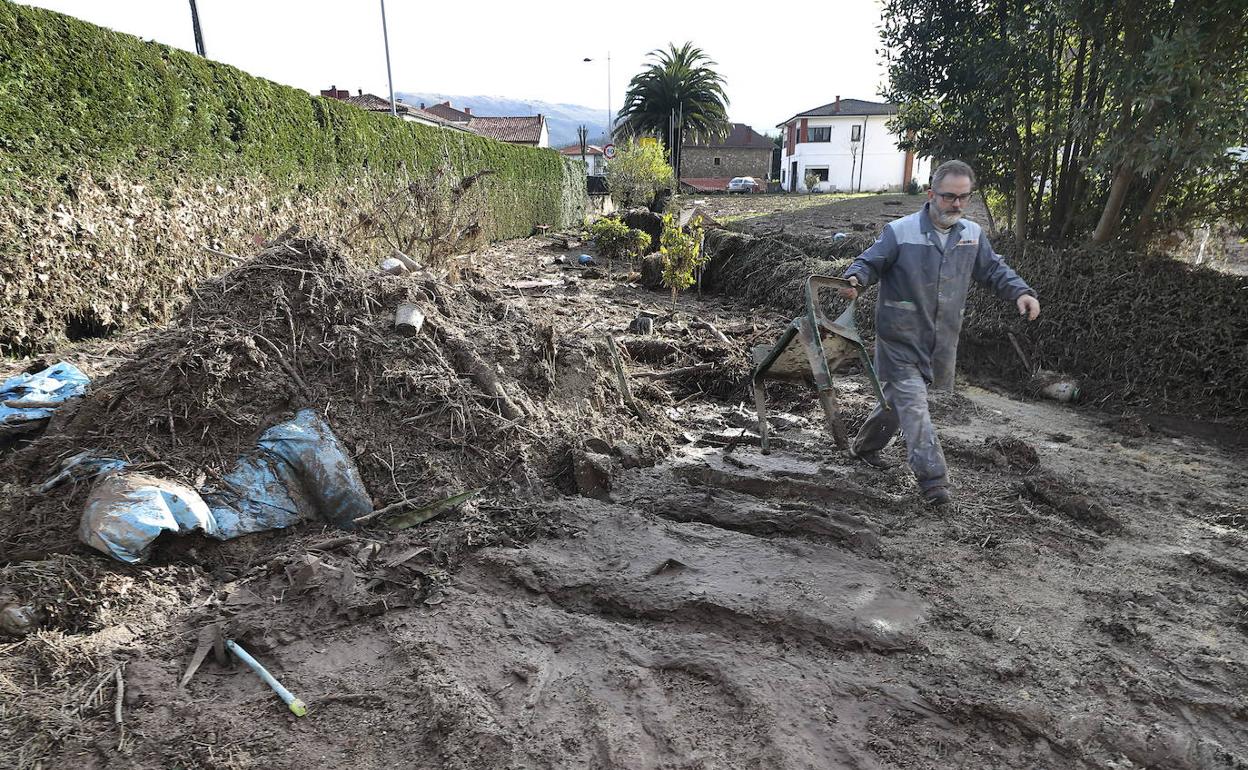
[2,198,1247,769]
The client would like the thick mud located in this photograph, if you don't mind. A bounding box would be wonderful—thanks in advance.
[3,200,1247,769]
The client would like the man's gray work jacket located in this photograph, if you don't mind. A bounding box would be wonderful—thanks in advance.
[843,204,1034,390]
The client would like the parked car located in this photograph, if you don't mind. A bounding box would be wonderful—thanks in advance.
[727,176,759,193]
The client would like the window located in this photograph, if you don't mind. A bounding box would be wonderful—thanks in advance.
[714,157,721,166]
[851,125,862,142]
[806,167,830,182]
[808,126,831,142]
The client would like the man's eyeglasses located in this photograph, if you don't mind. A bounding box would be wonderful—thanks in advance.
[936,192,974,203]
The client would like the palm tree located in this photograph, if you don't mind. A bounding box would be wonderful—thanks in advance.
[615,42,731,179]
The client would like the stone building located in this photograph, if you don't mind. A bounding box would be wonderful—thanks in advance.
[680,123,773,190]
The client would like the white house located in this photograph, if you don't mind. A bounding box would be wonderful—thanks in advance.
[777,97,930,193]
[558,144,607,175]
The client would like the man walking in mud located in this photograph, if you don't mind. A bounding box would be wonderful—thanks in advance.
[838,160,1040,506]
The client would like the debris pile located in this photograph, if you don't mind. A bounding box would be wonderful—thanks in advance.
[701,228,879,333]
[963,236,1248,420]
[0,237,676,559]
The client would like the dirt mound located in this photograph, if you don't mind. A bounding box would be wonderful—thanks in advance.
[962,235,1248,422]
[700,229,880,341]
[0,238,676,560]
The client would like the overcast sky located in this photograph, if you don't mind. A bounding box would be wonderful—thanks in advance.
[18,0,894,134]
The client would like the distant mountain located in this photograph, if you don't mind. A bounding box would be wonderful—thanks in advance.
[397,92,610,148]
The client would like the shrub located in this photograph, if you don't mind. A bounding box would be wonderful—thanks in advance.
[905,178,921,195]
[590,217,651,261]
[606,140,674,209]
[804,171,821,194]
[659,213,707,306]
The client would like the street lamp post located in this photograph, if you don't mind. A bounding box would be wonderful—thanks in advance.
[380,0,396,117]
[582,53,611,141]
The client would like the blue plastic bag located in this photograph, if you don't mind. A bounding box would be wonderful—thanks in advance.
[205,408,371,537]
[79,409,371,563]
[0,362,89,433]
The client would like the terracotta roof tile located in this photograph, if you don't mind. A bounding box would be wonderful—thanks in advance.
[469,116,545,144]
[340,94,469,130]
[424,102,472,122]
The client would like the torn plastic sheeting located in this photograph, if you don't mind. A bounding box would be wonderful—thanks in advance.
[204,408,371,538]
[39,451,128,493]
[79,409,372,563]
[0,362,89,431]
[80,473,219,563]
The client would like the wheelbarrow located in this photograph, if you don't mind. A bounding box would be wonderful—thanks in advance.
[750,275,887,453]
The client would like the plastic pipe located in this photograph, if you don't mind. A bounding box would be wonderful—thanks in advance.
[225,639,307,717]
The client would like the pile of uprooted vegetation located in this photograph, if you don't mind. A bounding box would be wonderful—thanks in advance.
[701,228,879,333]
[962,235,1248,422]
[703,225,1248,425]
[0,236,681,560]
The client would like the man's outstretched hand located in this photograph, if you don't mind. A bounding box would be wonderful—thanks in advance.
[838,276,860,300]
[1017,294,1041,321]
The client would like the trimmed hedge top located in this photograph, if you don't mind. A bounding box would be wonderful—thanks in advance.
[0,0,577,238]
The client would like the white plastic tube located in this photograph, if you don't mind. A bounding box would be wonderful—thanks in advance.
[225,639,307,716]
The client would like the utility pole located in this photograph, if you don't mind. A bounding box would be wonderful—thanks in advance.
[188,0,206,57]
[380,0,397,117]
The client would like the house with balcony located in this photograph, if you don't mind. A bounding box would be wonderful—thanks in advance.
[777,97,930,193]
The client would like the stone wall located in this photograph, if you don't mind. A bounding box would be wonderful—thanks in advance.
[681,147,772,180]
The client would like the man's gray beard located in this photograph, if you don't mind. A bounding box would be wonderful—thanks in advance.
[932,210,963,228]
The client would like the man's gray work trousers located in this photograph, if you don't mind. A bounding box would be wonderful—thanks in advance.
[851,367,948,491]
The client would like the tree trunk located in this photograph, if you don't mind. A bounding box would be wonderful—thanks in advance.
[1130,165,1177,248]
[1050,27,1088,237]
[1131,114,1198,247]
[1014,167,1030,242]
[1091,164,1133,243]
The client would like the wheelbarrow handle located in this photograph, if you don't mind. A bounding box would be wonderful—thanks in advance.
[805,274,855,302]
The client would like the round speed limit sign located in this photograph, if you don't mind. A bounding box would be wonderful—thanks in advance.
[603,143,616,160]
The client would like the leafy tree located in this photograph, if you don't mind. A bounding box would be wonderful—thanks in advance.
[605,140,674,209]
[803,171,821,194]
[880,0,1248,246]
[615,42,731,178]
[659,214,707,307]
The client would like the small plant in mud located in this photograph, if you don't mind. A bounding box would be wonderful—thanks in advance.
[803,171,821,194]
[659,213,706,307]
[590,217,651,262]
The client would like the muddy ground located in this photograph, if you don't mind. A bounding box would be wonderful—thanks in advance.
[2,195,1247,770]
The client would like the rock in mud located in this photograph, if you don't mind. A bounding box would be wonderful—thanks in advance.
[612,443,649,469]
[573,450,612,499]
[0,601,40,637]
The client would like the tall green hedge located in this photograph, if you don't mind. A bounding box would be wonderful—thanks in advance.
[0,1,583,353]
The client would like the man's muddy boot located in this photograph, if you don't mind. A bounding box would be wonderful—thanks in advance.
[922,486,952,507]
[851,449,896,470]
